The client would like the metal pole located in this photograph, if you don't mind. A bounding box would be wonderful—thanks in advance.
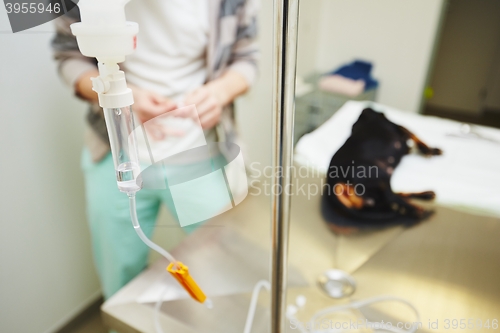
[270,0,300,332]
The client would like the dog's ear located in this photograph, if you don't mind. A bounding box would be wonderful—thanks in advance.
[360,108,376,117]
[334,182,364,209]
[360,108,389,122]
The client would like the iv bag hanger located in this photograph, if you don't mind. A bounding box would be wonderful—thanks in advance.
[271,0,300,332]
[271,6,359,331]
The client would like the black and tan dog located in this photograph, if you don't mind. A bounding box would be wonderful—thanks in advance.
[321,108,442,234]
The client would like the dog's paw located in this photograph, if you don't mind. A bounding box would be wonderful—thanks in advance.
[429,147,443,156]
[424,148,443,156]
[417,191,436,200]
[420,145,443,156]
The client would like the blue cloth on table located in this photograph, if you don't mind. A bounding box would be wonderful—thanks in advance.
[329,60,378,91]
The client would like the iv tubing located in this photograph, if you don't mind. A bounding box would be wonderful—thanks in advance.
[154,282,169,333]
[244,280,271,333]
[287,295,420,333]
[310,295,420,330]
[128,194,177,264]
[128,192,270,333]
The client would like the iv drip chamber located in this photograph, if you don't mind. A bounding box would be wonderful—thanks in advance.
[103,105,142,193]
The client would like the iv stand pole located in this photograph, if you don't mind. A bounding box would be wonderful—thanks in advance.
[271,0,300,332]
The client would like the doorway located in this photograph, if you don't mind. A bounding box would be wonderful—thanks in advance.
[424,0,500,128]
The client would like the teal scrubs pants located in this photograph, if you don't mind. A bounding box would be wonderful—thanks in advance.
[81,148,222,299]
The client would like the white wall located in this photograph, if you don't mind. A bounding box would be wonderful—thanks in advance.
[296,0,323,77]
[314,0,445,113]
[0,12,101,333]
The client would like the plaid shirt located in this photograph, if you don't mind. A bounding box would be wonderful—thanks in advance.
[51,0,259,162]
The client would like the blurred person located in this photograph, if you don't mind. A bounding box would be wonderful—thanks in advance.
[51,0,259,299]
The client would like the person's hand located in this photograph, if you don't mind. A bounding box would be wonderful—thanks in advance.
[184,84,224,130]
[184,71,250,129]
[130,85,178,124]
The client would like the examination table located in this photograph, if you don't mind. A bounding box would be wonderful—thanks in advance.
[102,175,500,332]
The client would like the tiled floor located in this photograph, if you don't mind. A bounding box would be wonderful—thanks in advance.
[56,299,107,333]
[68,312,107,333]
